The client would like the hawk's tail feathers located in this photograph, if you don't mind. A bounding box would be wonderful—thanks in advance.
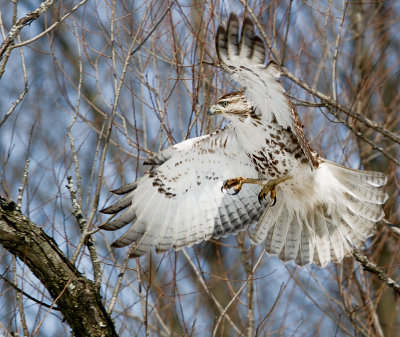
[250,160,387,267]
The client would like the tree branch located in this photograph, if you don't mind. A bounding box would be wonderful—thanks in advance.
[0,0,57,60]
[353,249,400,296]
[0,196,118,337]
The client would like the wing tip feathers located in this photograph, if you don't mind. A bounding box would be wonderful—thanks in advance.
[111,181,138,195]
[216,25,227,61]
[99,206,114,215]
[216,14,268,66]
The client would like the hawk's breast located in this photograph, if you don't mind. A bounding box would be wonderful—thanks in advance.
[246,122,308,178]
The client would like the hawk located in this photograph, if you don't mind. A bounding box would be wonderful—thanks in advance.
[100,14,387,266]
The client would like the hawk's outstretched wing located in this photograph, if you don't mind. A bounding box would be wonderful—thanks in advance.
[100,125,265,257]
[101,14,387,267]
[216,14,318,168]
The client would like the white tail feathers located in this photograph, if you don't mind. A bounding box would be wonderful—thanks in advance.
[250,160,387,267]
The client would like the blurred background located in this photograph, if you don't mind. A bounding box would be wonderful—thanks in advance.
[0,0,399,336]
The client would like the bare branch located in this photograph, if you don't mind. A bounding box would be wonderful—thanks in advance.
[182,248,242,335]
[240,0,400,148]
[11,0,88,50]
[0,196,118,336]
[0,272,59,310]
[212,253,264,336]
[0,0,57,77]
[353,249,400,296]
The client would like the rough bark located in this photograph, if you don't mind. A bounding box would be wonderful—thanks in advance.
[0,196,118,337]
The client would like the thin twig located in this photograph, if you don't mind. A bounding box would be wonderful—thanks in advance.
[113,309,172,337]
[12,256,29,336]
[286,265,356,336]
[182,248,242,335]
[66,23,84,207]
[237,235,254,337]
[11,0,88,50]
[283,71,400,147]
[107,245,136,314]
[16,160,29,211]
[17,122,35,211]
[122,261,172,336]
[330,110,400,166]
[0,3,29,128]
[0,86,28,129]
[137,259,150,337]
[0,273,59,310]
[66,176,87,230]
[66,176,102,288]
[331,0,348,102]
[255,282,287,336]
[130,1,176,56]
[212,252,264,336]
[353,249,400,295]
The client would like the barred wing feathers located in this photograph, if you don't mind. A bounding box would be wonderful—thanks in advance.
[100,125,265,257]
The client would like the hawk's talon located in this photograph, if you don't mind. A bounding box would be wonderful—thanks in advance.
[257,189,276,205]
[221,180,231,192]
[221,177,245,195]
[223,175,291,206]
[221,181,227,192]
[270,187,276,201]
[258,184,278,205]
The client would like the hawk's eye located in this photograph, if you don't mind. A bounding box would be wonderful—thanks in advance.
[221,101,228,108]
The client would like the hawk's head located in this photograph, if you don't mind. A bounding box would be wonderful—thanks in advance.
[208,91,257,123]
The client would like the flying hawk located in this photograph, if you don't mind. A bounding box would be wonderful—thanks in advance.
[100,14,387,266]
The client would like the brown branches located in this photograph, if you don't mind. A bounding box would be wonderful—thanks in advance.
[0,196,118,337]
[281,67,400,148]
[0,1,398,335]
[240,0,400,166]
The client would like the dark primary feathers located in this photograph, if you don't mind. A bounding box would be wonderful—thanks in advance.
[216,16,265,65]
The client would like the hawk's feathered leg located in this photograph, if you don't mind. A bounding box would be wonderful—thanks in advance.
[222,175,293,205]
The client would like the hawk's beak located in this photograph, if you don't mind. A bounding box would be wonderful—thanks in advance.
[207,105,220,115]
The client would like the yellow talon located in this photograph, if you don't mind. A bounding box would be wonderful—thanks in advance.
[258,185,276,205]
[222,175,292,205]
[222,177,246,195]
[257,175,292,205]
